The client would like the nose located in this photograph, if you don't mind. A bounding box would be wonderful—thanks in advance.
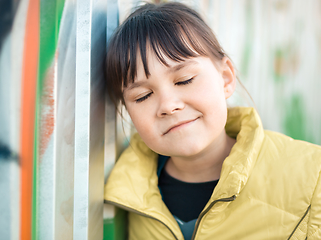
[156,92,185,117]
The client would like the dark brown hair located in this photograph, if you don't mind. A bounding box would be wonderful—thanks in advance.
[106,2,228,106]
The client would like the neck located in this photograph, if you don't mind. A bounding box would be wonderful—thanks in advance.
[165,131,236,183]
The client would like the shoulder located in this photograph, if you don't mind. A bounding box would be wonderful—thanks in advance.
[251,130,321,185]
[262,130,321,165]
[258,131,321,217]
[251,129,321,203]
[107,133,158,181]
[259,130,321,185]
[115,132,157,166]
[245,130,321,236]
[104,133,158,200]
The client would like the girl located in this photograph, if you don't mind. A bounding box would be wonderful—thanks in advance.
[104,2,321,240]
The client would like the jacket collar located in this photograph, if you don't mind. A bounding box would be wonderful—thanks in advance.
[212,107,265,199]
[104,107,264,232]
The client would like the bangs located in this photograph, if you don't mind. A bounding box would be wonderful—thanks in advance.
[126,13,206,86]
[106,2,226,104]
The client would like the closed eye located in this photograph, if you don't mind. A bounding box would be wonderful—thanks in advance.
[175,78,194,86]
[136,92,152,103]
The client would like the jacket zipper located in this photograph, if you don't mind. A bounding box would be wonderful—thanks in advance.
[104,200,179,240]
[191,195,237,240]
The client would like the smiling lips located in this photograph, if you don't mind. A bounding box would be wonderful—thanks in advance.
[163,117,199,135]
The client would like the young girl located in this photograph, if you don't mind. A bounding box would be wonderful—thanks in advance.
[104,2,321,239]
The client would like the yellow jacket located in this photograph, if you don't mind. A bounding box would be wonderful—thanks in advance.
[104,107,321,240]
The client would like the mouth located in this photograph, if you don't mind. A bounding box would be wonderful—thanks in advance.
[163,117,199,135]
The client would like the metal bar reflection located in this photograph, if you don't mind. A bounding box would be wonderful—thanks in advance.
[74,0,92,238]
[74,0,106,239]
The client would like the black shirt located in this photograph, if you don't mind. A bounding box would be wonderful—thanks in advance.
[158,168,219,222]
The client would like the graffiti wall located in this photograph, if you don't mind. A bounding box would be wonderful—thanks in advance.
[0,0,320,240]
[0,0,108,239]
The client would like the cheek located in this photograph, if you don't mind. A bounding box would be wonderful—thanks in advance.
[128,109,143,130]
[192,82,228,127]
[192,83,226,110]
[128,108,155,140]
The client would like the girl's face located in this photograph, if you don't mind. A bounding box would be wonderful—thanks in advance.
[123,50,236,159]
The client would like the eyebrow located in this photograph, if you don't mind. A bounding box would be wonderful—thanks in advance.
[124,59,199,92]
[168,60,199,73]
[125,81,147,91]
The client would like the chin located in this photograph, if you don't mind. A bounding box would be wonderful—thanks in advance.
[167,143,206,158]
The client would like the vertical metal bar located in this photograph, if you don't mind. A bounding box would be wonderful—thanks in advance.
[74,0,106,239]
[88,0,106,239]
[54,1,76,239]
[74,0,92,238]
[106,0,119,43]
[103,0,119,239]
[104,0,118,179]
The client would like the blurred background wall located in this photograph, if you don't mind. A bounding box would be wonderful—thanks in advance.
[0,0,320,240]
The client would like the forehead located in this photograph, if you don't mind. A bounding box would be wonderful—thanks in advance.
[132,44,220,81]
[137,45,200,73]
[133,40,201,75]
[139,56,199,79]
[123,23,207,86]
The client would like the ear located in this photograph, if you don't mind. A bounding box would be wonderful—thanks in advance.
[220,57,236,99]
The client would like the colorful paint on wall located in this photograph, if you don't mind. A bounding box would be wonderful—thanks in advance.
[20,0,39,239]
